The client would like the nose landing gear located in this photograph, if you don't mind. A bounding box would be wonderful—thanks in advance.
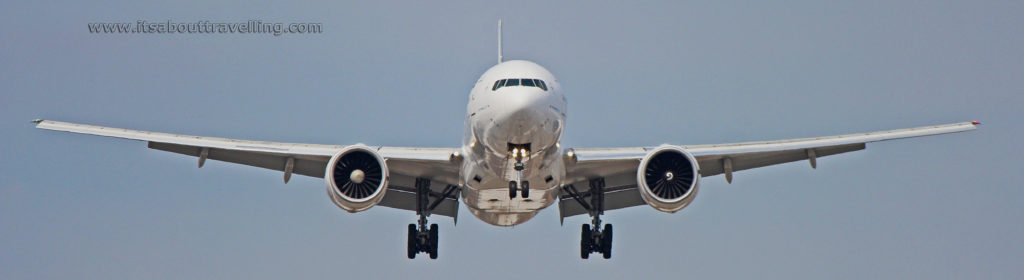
[508,144,531,199]
[509,180,530,199]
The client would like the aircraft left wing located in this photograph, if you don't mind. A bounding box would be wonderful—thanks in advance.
[557,121,980,220]
[32,119,463,218]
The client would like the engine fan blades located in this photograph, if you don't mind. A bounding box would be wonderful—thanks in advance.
[333,151,384,199]
[643,152,694,199]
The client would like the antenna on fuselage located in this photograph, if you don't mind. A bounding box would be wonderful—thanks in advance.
[498,19,503,64]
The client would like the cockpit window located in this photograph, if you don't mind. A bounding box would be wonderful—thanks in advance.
[492,78,549,91]
[535,79,547,91]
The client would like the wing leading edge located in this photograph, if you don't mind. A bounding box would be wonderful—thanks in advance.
[558,121,980,219]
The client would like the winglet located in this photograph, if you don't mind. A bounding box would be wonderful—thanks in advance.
[972,121,981,125]
[31,119,44,124]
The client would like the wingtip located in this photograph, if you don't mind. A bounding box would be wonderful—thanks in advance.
[31,119,44,124]
[971,120,981,125]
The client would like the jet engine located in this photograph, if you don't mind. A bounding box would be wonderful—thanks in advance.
[636,145,701,213]
[325,145,389,212]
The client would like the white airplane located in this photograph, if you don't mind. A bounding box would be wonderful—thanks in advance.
[34,22,979,259]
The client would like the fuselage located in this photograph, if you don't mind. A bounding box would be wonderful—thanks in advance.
[460,60,568,226]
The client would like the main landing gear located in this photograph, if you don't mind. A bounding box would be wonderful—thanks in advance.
[564,178,613,259]
[581,217,612,259]
[407,178,458,259]
[407,217,438,259]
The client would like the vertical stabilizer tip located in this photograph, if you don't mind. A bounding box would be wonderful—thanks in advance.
[498,19,503,64]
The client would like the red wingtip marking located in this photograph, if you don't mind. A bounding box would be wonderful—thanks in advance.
[972,121,980,125]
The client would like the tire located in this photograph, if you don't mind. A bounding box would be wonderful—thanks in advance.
[602,224,613,259]
[428,224,439,259]
[581,224,592,259]
[521,181,530,198]
[508,181,518,199]
[407,224,417,259]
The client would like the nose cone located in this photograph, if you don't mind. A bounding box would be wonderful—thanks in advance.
[492,88,550,142]
[499,86,548,114]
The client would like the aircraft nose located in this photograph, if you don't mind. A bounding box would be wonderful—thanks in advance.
[497,88,547,124]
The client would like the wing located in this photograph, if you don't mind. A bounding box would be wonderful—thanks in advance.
[32,119,462,218]
[557,121,980,219]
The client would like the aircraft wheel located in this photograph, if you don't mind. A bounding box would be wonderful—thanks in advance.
[407,224,417,259]
[581,224,592,259]
[602,224,613,259]
[521,181,530,198]
[508,181,517,199]
[428,224,439,259]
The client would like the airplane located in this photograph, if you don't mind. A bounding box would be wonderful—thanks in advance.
[33,21,979,259]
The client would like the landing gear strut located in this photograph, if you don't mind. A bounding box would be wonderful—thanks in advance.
[407,178,457,259]
[566,178,613,259]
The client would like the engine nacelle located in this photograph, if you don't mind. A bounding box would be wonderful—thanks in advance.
[636,145,701,213]
[325,145,389,213]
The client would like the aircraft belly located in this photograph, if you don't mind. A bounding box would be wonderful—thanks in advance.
[461,183,558,226]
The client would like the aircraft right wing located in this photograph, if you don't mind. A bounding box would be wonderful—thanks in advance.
[33,119,463,219]
[557,121,980,220]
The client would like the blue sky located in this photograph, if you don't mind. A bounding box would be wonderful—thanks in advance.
[2,1,1021,279]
